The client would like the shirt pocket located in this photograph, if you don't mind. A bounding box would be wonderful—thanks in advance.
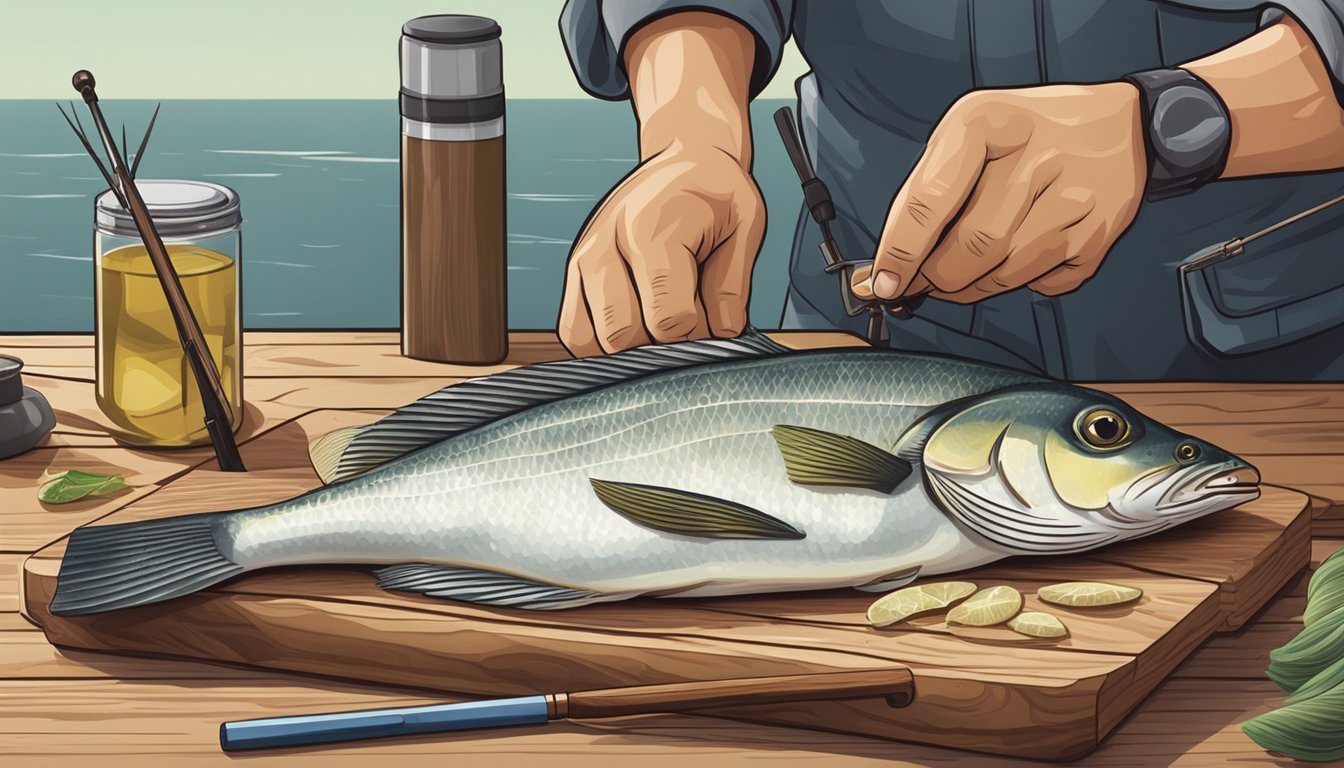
[1180,198,1344,356]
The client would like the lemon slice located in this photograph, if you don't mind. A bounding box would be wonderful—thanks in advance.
[1037,582,1142,608]
[866,581,977,628]
[946,585,1023,626]
[1008,611,1069,638]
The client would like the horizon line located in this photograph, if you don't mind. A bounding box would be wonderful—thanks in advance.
[0,96,795,101]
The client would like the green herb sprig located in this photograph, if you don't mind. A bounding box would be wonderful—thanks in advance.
[38,470,131,504]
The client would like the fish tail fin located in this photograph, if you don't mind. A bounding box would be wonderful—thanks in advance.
[49,513,243,616]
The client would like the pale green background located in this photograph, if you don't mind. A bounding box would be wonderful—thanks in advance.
[0,0,808,99]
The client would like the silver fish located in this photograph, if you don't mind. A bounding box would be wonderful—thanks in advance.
[51,331,1259,615]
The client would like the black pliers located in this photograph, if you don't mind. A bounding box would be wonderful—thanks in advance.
[773,107,926,347]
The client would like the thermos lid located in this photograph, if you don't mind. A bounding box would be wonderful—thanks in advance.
[402,15,500,44]
[400,14,504,132]
[95,180,241,239]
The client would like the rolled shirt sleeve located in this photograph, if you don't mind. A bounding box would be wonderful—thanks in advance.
[1169,1,1344,98]
[560,0,794,100]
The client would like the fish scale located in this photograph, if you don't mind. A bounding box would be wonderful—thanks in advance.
[49,333,1259,616]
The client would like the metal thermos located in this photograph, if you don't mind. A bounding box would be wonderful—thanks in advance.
[399,15,507,364]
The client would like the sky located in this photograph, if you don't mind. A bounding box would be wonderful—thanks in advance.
[0,0,807,99]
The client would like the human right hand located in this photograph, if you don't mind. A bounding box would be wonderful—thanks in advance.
[559,146,764,356]
[865,84,1146,305]
[557,10,762,357]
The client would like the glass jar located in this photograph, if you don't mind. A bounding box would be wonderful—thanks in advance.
[94,180,242,448]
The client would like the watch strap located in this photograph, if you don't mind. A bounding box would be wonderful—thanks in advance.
[1122,68,1231,202]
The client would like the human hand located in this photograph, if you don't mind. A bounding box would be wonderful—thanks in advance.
[558,10,762,356]
[558,146,765,356]
[868,83,1146,303]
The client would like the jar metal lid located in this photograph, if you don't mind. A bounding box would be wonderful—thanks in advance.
[95,180,241,238]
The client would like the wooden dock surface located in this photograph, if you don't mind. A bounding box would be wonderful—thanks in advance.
[1,331,1342,766]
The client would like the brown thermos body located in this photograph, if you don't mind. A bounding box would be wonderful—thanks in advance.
[399,15,507,364]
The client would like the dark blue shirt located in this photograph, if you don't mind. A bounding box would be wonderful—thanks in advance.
[563,1,1344,380]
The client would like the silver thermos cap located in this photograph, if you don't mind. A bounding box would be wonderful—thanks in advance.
[400,15,504,142]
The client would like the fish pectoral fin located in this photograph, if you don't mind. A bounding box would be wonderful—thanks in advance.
[772,424,913,494]
[373,563,620,610]
[589,479,805,540]
[853,566,923,593]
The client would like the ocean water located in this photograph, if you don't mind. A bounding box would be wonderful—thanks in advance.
[0,99,801,332]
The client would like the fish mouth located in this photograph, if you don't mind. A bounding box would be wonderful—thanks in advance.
[1193,464,1261,496]
[1105,458,1259,538]
[1157,460,1261,513]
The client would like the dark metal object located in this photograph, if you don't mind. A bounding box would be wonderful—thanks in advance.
[56,102,124,207]
[773,107,926,347]
[398,91,505,124]
[66,70,246,471]
[0,356,56,460]
[1179,189,1344,357]
[129,102,160,179]
[1180,190,1344,274]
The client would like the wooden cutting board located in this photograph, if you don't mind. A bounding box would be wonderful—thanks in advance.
[20,409,1311,761]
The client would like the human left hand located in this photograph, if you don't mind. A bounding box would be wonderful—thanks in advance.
[867,83,1146,303]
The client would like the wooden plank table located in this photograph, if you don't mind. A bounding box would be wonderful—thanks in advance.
[2,331,1342,766]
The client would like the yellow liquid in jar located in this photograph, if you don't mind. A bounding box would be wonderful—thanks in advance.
[96,243,241,447]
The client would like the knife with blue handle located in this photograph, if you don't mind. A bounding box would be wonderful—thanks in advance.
[220,668,915,752]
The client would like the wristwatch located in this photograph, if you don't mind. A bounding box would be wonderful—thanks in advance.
[1122,67,1232,202]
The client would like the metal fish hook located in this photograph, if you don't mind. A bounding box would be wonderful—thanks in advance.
[772,107,926,347]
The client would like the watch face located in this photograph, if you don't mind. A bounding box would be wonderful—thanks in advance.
[1152,84,1228,163]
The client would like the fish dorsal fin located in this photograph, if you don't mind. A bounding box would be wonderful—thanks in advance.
[309,425,362,485]
[373,563,622,610]
[310,329,790,485]
[772,425,912,493]
[590,478,805,540]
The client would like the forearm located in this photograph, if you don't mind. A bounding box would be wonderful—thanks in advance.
[1185,15,1344,177]
[624,12,756,167]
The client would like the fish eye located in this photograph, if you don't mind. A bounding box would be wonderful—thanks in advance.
[1175,441,1201,464]
[1076,408,1130,450]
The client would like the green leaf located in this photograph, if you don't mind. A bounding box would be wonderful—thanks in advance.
[1308,546,1344,601]
[1242,676,1344,761]
[1305,577,1344,626]
[1288,655,1344,706]
[1267,605,1344,693]
[1307,546,1344,624]
[38,470,131,504]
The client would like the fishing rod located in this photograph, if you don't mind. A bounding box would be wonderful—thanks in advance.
[219,668,915,751]
[66,70,246,472]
